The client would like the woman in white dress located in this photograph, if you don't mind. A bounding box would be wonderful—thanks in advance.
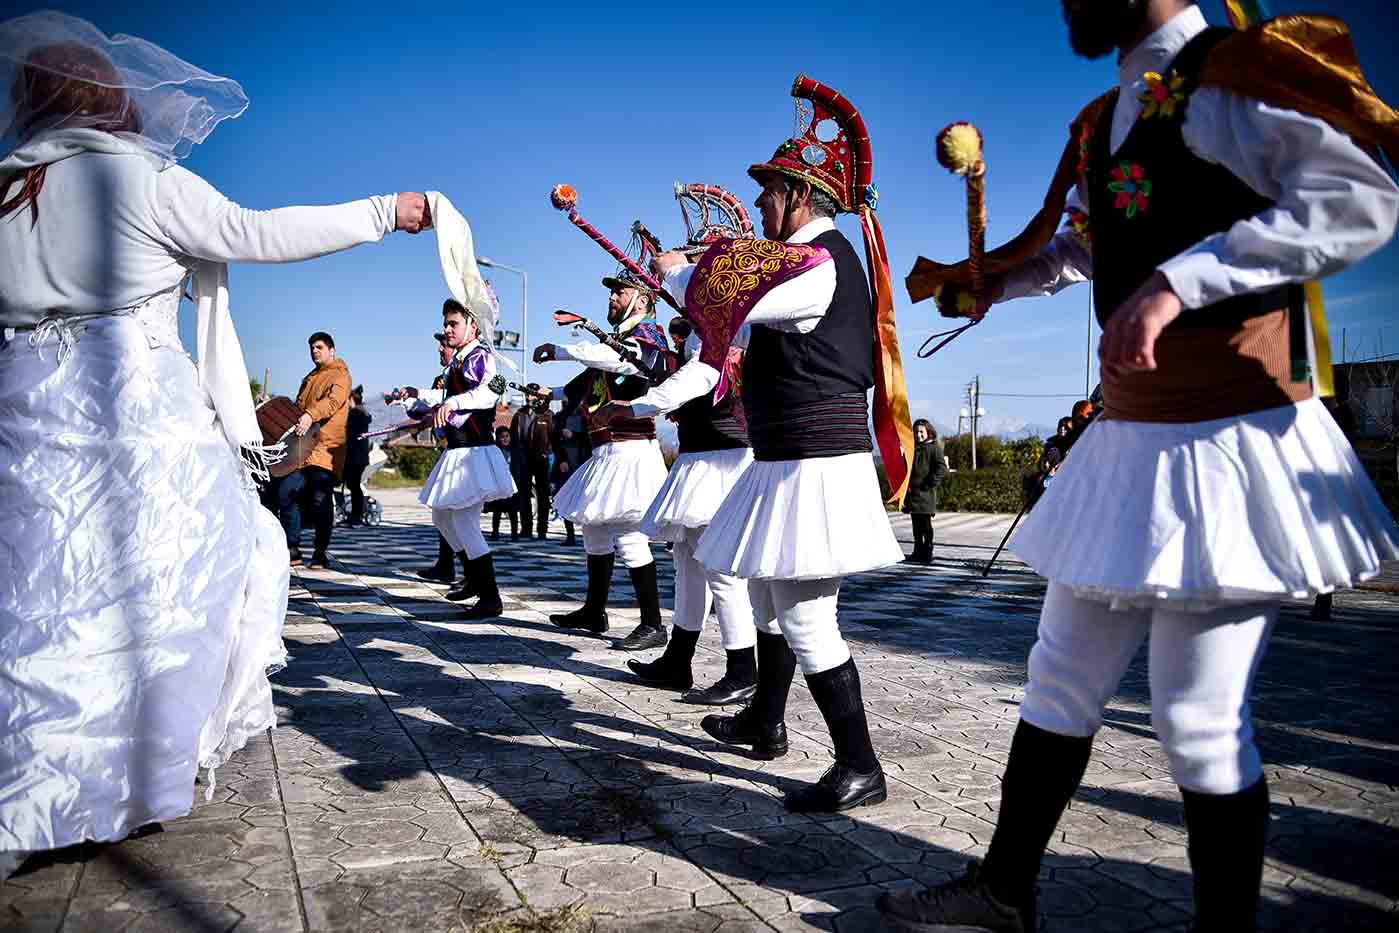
[0,13,431,874]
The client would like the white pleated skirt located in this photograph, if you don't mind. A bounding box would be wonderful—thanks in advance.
[554,438,668,526]
[641,447,755,542]
[1013,397,1399,610]
[419,444,515,510]
[0,314,288,860]
[697,451,904,581]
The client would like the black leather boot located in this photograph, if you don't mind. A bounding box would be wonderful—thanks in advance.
[445,551,476,602]
[461,554,504,620]
[1181,776,1269,932]
[616,562,667,651]
[550,553,612,634]
[627,626,698,689]
[417,535,455,583]
[700,632,793,759]
[784,657,886,812]
[682,646,758,705]
[878,719,1092,933]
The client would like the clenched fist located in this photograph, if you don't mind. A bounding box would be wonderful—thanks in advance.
[395,193,433,234]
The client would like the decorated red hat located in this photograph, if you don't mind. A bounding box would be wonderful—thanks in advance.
[674,182,755,254]
[747,74,876,214]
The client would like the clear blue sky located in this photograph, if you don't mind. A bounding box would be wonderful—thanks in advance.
[14,0,1399,435]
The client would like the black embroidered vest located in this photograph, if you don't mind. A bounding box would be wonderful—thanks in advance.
[742,228,875,460]
[442,361,496,449]
[1087,26,1296,328]
[673,348,749,454]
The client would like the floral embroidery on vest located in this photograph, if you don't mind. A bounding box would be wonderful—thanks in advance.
[1108,162,1152,218]
[1139,71,1187,120]
[1064,206,1091,245]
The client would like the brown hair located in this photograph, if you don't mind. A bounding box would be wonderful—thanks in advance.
[1,43,141,226]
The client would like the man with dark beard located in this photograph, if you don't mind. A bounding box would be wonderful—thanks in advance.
[883,2,1399,931]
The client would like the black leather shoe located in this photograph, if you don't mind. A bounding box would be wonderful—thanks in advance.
[701,710,788,760]
[550,607,608,635]
[681,675,757,706]
[615,624,666,652]
[783,762,886,813]
[462,597,504,620]
[306,551,330,570]
[876,861,1033,933]
[288,547,304,567]
[445,581,477,602]
[627,656,693,690]
[417,564,455,584]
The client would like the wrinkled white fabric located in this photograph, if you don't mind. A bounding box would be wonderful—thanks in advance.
[1021,583,1277,794]
[698,452,903,581]
[641,448,754,542]
[0,297,287,858]
[554,439,668,526]
[581,524,653,569]
[1013,398,1399,608]
[434,504,490,560]
[749,577,850,675]
[671,530,756,651]
[419,445,515,510]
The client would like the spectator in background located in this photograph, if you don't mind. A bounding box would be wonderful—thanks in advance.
[343,385,373,526]
[668,317,693,355]
[487,426,519,540]
[902,419,948,565]
[510,387,555,539]
[551,407,590,546]
[1024,446,1064,511]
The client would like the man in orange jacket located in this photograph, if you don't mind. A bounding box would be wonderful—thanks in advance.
[272,331,352,568]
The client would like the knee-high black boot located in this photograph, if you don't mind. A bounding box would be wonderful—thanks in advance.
[785,657,886,813]
[1181,777,1269,933]
[701,631,791,759]
[446,551,476,602]
[627,625,698,689]
[877,719,1093,932]
[461,554,504,620]
[418,534,455,583]
[617,562,667,651]
[550,553,612,634]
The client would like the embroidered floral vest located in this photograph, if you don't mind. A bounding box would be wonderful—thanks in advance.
[1086,26,1297,328]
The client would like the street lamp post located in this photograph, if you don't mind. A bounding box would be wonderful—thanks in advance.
[478,257,528,389]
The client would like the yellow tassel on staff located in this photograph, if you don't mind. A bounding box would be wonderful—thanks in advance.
[1305,280,1335,397]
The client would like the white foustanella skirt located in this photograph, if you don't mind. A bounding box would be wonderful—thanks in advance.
[0,311,289,864]
[641,447,755,542]
[697,451,904,581]
[1013,397,1399,610]
[419,443,515,510]
[554,438,669,526]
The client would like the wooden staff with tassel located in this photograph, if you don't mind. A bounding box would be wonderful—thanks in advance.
[916,122,989,359]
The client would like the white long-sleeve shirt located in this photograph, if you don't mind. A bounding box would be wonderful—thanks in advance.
[0,151,396,327]
[1000,4,1399,311]
[630,328,751,417]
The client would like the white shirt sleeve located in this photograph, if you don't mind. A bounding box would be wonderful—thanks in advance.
[416,388,446,405]
[998,187,1095,301]
[662,263,696,305]
[555,339,642,376]
[741,262,837,333]
[1158,89,1399,309]
[445,354,501,411]
[153,165,397,265]
[630,353,722,417]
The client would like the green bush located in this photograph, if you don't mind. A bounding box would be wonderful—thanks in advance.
[937,465,1028,514]
[384,446,442,482]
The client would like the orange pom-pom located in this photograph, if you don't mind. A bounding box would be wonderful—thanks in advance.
[550,183,578,211]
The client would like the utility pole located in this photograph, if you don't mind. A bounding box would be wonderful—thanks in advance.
[967,376,982,470]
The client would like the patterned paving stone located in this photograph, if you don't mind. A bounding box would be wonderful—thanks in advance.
[4,501,1396,931]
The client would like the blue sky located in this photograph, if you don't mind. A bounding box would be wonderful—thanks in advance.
[13,0,1399,435]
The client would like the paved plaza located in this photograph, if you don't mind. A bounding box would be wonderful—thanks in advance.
[4,491,1397,932]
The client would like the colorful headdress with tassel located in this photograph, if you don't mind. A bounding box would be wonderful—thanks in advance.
[746,75,913,503]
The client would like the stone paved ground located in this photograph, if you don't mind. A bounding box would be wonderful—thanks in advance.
[4,495,1397,932]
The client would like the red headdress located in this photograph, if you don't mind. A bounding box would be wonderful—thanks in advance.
[746,75,913,504]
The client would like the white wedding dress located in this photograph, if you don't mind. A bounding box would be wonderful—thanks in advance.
[0,142,398,866]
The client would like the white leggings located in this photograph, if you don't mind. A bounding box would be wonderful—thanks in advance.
[581,521,653,569]
[749,576,850,675]
[1020,583,1277,795]
[432,504,489,560]
[671,528,756,650]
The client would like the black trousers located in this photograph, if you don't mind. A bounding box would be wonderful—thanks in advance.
[529,458,550,536]
[910,513,934,556]
[274,465,337,555]
[511,463,533,532]
[344,462,367,521]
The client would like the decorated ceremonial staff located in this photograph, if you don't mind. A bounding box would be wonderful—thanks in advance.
[651,75,914,813]
[881,2,1399,931]
[596,183,762,705]
[535,188,678,650]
